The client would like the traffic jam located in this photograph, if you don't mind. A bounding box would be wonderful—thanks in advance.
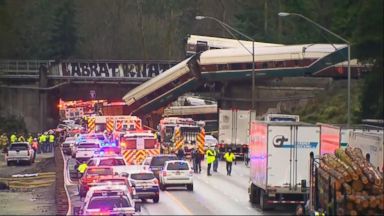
[54,99,384,216]
[59,104,204,216]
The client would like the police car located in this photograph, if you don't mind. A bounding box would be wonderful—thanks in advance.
[75,139,101,162]
[159,160,194,191]
[79,184,140,216]
[127,170,160,203]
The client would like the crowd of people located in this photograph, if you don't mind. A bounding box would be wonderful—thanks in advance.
[175,146,240,177]
[0,130,59,159]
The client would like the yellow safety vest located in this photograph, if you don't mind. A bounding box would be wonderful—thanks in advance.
[224,152,236,162]
[18,136,25,142]
[27,136,33,144]
[10,134,17,143]
[77,163,88,173]
[49,134,55,142]
[206,149,216,164]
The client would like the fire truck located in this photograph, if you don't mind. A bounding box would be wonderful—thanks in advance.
[158,117,205,156]
[119,130,160,165]
[86,115,142,133]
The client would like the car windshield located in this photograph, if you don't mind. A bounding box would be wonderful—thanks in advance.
[10,143,28,150]
[150,156,178,167]
[99,158,126,166]
[131,173,155,180]
[87,168,113,175]
[167,162,189,170]
[88,196,131,210]
[78,143,99,148]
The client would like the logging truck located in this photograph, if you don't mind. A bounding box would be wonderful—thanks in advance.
[308,147,384,216]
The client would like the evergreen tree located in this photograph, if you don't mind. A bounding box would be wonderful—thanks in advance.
[49,0,77,59]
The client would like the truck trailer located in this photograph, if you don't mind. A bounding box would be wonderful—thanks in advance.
[218,109,256,159]
[248,120,321,210]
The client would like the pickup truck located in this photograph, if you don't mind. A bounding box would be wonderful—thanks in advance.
[5,142,35,166]
[75,140,101,162]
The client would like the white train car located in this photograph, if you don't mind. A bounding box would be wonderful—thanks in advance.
[122,56,201,115]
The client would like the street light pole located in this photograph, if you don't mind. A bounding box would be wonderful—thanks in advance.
[278,12,351,127]
[195,16,256,110]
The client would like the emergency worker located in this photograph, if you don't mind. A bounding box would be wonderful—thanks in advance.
[206,146,216,176]
[0,133,9,151]
[27,134,33,145]
[18,134,25,142]
[177,148,185,160]
[224,149,236,176]
[49,132,55,153]
[32,138,38,159]
[213,146,220,172]
[77,162,88,178]
[10,133,17,144]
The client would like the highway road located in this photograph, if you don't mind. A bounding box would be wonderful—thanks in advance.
[62,150,294,215]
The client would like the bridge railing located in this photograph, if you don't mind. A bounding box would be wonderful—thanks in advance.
[0,60,53,77]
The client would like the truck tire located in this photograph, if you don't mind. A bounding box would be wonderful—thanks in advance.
[259,189,272,211]
[249,184,260,204]
[7,161,11,166]
[27,160,32,165]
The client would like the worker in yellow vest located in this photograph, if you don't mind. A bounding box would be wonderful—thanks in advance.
[224,149,236,176]
[18,134,25,142]
[206,147,216,176]
[10,133,17,144]
[77,162,88,178]
[27,134,33,145]
[49,133,55,153]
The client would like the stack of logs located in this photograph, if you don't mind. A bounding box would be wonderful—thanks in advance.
[317,146,383,216]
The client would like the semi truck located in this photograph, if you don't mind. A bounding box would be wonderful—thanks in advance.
[248,120,321,210]
[218,109,256,159]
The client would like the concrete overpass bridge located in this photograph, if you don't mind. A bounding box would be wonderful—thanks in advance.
[0,59,178,131]
[0,43,366,133]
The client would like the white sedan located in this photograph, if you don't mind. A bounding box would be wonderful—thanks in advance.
[159,160,193,191]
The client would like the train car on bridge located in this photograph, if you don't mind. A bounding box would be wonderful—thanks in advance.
[123,42,351,116]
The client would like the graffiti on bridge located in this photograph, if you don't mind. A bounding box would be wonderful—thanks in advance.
[60,62,177,78]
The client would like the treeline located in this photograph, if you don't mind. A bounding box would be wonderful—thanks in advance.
[0,0,382,119]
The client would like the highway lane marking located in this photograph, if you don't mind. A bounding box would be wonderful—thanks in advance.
[164,191,193,215]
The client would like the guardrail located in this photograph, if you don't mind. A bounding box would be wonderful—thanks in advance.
[0,60,53,76]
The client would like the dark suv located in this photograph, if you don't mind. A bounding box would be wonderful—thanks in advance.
[148,154,178,179]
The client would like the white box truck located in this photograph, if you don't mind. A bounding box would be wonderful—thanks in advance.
[348,131,383,171]
[218,109,256,159]
[248,121,321,210]
[339,125,383,149]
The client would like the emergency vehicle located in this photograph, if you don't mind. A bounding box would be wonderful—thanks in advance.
[119,130,160,165]
[87,115,142,134]
[158,117,205,156]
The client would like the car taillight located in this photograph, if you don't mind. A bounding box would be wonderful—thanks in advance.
[162,171,167,177]
[27,151,30,156]
[189,170,193,176]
